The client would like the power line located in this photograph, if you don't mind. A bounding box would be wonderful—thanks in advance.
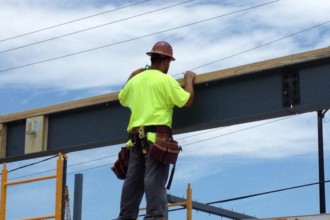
[166,180,330,213]
[0,0,279,73]
[207,180,330,205]
[0,0,151,43]
[0,154,58,176]
[0,0,195,54]
[181,115,295,147]
[67,164,110,175]
[175,127,225,141]
[173,20,330,76]
[7,155,58,173]
[8,153,117,180]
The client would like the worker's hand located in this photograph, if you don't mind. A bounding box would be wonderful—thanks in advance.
[131,68,144,78]
[183,71,196,107]
[126,68,144,83]
[184,71,196,82]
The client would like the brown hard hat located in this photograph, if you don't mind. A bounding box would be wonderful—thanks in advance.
[146,41,175,61]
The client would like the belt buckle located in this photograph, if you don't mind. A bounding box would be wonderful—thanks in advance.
[138,126,148,154]
[138,126,145,138]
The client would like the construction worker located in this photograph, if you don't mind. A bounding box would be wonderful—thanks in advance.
[116,41,196,220]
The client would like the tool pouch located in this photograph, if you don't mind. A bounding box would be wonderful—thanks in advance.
[111,147,130,180]
[149,135,181,165]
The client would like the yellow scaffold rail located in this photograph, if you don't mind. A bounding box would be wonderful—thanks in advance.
[139,183,193,220]
[0,153,66,220]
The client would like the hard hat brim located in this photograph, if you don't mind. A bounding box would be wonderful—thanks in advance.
[146,51,176,61]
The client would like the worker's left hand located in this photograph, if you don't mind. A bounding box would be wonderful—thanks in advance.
[127,68,144,82]
[131,68,144,77]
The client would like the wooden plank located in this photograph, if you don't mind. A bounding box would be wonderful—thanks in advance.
[0,93,118,123]
[24,116,48,154]
[0,124,7,158]
[0,47,329,124]
[193,46,330,84]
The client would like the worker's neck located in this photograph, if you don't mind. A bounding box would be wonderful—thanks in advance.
[150,64,166,73]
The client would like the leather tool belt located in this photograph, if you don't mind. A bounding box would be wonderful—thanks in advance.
[111,146,130,180]
[134,126,180,164]
[149,134,181,165]
[111,125,181,180]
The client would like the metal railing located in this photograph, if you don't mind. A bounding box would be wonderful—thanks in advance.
[139,183,193,220]
[0,153,66,220]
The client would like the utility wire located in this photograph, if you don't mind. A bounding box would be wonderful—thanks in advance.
[0,0,195,54]
[0,0,279,73]
[181,115,295,146]
[67,164,110,175]
[207,180,330,205]
[0,0,151,43]
[173,20,330,76]
[175,127,226,141]
[8,154,58,173]
[166,180,330,214]
[0,154,58,175]
[8,153,117,180]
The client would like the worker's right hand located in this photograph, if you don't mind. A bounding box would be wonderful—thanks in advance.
[183,71,196,107]
[184,71,196,81]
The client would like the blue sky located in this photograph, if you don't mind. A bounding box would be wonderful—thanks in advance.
[0,0,330,219]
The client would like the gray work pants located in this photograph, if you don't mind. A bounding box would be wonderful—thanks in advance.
[117,144,169,220]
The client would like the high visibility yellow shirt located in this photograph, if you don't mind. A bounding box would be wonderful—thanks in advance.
[118,69,190,131]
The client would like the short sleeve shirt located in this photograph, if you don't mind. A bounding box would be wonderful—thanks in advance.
[118,69,190,131]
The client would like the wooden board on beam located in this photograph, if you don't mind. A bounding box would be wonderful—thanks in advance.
[1,47,329,124]
[25,116,48,154]
[0,124,7,158]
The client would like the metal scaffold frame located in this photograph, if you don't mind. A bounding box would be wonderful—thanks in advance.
[140,183,254,220]
[0,153,67,220]
[139,183,193,220]
[167,183,193,220]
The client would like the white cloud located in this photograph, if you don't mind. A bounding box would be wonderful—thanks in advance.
[0,0,329,92]
[170,112,330,183]
[176,113,319,159]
